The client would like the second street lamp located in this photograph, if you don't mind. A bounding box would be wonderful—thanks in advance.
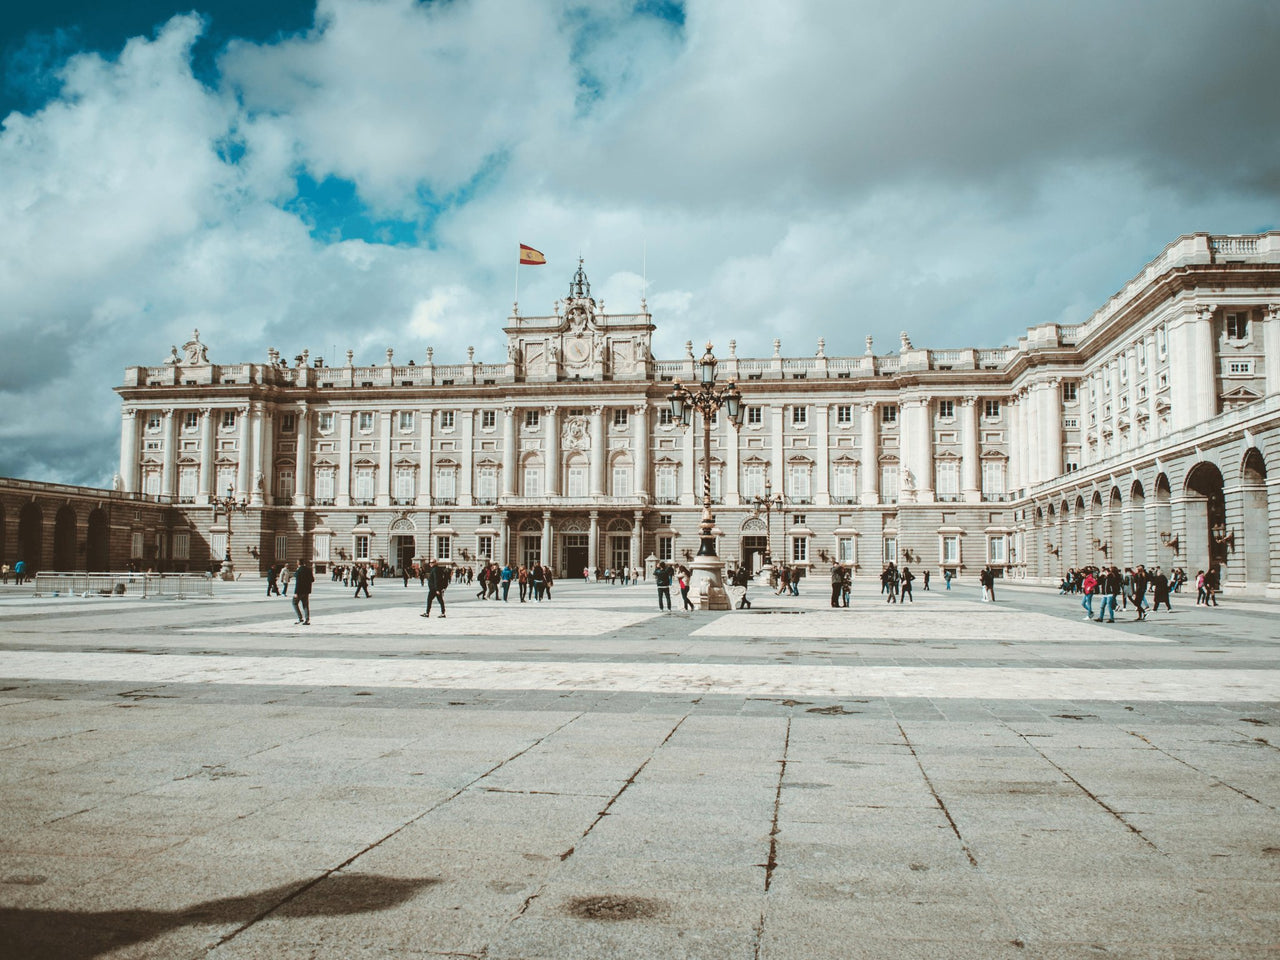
[667,341,746,610]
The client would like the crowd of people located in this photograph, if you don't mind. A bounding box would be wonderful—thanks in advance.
[1058,564,1218,621]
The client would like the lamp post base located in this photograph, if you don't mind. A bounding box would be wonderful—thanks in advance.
[220,559,235,581]
[689,554,732,611]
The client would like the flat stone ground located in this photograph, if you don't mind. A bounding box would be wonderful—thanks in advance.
[0,575,1277,960]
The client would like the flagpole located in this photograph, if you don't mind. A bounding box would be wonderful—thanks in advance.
[514,245,520,315]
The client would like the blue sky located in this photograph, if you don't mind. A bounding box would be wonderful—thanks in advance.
[1,1,1278,485]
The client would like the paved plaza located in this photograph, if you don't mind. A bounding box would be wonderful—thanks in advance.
[0,575,1277,959]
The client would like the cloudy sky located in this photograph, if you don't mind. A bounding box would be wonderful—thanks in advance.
[3,0,1277,486]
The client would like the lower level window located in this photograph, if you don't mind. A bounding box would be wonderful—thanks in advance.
[791,537,807,562]
[658,536,673,562]
[354,535,370,560]
[436,536,452,560]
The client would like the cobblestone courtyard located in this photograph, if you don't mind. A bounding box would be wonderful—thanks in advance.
[1,578,1277,958]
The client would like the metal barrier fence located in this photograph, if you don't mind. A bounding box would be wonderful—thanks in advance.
[31,572,216,599]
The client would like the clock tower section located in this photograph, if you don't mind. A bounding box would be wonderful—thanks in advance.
[504,260,654,383]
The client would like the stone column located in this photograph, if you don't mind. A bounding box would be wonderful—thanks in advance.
[590,405,606,497]
[258,404,275,505]
[235,405,251,500]
[544,406,560,496]
[1145,333,1161,440]
[161,409,177,500]
[337,411,352,507]
[459,409,475,505]
[588,510,599,573]
[915,397,934,502]
[502,406,517,497]
[631,511,643,570]
[723,404,740,505]
[859,401,878,504]
[418,407,433,506]
[1169,303,1216,431]
[541,511,553,568]
[682,413,697,505]
[1265,305,1280,397]
[1125,348,1140,451]
[376,409,392,506]
[1040,379,1063,481]
[961,396,980,502]
[770,405,785,494]
[632,404,649,499]
[198,407,214,504]
[814,402,830,505]
[119,408,140,493]
[294,403,310,506]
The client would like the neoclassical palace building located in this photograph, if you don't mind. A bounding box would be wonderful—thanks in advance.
[9,232,1266,592]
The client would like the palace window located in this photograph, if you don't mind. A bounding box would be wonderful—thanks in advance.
[833,463,856,500]
[942,535,960,565]
[983,399,1001,419]
[613,465,632,497]
[567,465,588,498]
[439,410,454,430]
[314,469,335,503]
[436,536,452,560]
[1226,312,1249,340]
[477,466,497,500]
[937,400,955,419]
[936,461,959,501]
[880,464,899,503]
[143,468,161,497]
[791,406,808,426]
[838,537,854,563]
[313,534,331,563]
[1062,382,1078,402]
[354,468,375,503]
[524,410,540,429]
[988,536,1007,563]
[316,411,332,433]
[791,537,808,563]
[658,536,673,562]
[882,536,897,564]
[276,469,295,501]
[482,410,496,429]
[836,404,852,425]
[183,411,199,431]
[280,413,296,434]
[613,408,629,428]
[982,460,1006,500]
[655,465,678,501]
[747,406,762,426]
[435,467,457,502]
[147,413,162,431]
[173,532,190,561]
[881,405,897,425]
[222,410,237,430]
[354,535,370,560]
[659,408,674,426]
[398,411,415,432]
[358,412,374,432]
[792,514,806,526]
[178,467,197,502]
[788,463,812,502]
[274,535,288,562]
[742,463,764,498]
[394,467,415,502]
[523,465,542,497]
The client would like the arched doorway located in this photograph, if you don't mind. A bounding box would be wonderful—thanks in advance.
[1153,474,1173,569]
[1107,488,1123,566]
[1074,495,1088,567]
[18,502,43,573]
[1240,449,1269,584]
[388,518,416,575]
[1088,492,1104,566]
[740,516,769,575]
[87,509,110,571]
[54,505,78,571]
[1184,462,1227,575]
[1129,480,1147,565]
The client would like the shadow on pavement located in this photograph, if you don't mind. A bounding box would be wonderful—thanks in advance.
[0,872,439,959]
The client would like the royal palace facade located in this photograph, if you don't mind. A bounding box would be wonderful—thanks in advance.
[11,232,1262,593]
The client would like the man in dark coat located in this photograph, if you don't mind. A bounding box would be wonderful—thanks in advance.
[291,560,314,625]
[1151,568,1172,612]
[422,560,449,618]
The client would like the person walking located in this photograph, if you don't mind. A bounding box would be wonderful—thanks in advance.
[922,569,930,591]
[944,568,952,591]
[531,563,545,601]
[899,566,915,603]
[542,565,554,600]
[654,561,673,611]
[267,563,281,597]
[841,565,851,607]
[980,566,995,602]
[500,563,513,601]
[1080,569,1097,620]
[1204,566,1221,606]
[421,559,448,618]
[14,559,26,585]
[1095,566,1119,623]
[678,567,695,611]
[291,560,314,625]
[1151,568,1172,613]
[732,565,752,609]
[517,564,529,602]
[353,564,370,598]
[830,562,844,608]
[1132,564,1149,621]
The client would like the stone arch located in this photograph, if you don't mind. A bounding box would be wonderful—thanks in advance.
[1128,480,1147,565]
[18,501,43,573]
[87,508,110,571]
[1239,448,1270,584]
[1107,487,1124,566]
[1072,494,1088,567]
[1184,462,1227,575]
[54,504,78,571]
[1153,473,1173,569]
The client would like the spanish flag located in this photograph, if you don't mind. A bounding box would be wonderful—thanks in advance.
[519,244,547,265]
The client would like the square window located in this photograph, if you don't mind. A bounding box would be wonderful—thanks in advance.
[439,410,455,430]
[358,412,374,432]
[182,411,199,430]
[280,412,296,433]
[791,406,808,426]
[221,410,237,430]
[524,410,540,429]
[482,410,496,429]
[1226,312,1249,340]
[659,409,674,426]
[836,405,852,425]
[748,407,762,426]
[613,409,629,428]
[881,405,897,425]
[1062,382,1078,402]
[937,400,954,419]
[984,400,1001,419]
[398,411,415,432]
[316,411,333,432]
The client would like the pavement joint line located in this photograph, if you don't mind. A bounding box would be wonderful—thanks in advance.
[752,716,792,960]
[205,710,586,956]
[1006,724,1162,853]
[896,720,980,868]
[1126,729,1272,810]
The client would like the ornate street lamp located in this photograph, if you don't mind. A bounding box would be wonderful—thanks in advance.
[667,342,746,610]
[750,477,784,570]
[211,484,247,581]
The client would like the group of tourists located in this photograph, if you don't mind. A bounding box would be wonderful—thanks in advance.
[1069,564,1190,622]
[583,566,644,584]
[1,560,29,584]
[468,561,556,603]
[652,561,698,611]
